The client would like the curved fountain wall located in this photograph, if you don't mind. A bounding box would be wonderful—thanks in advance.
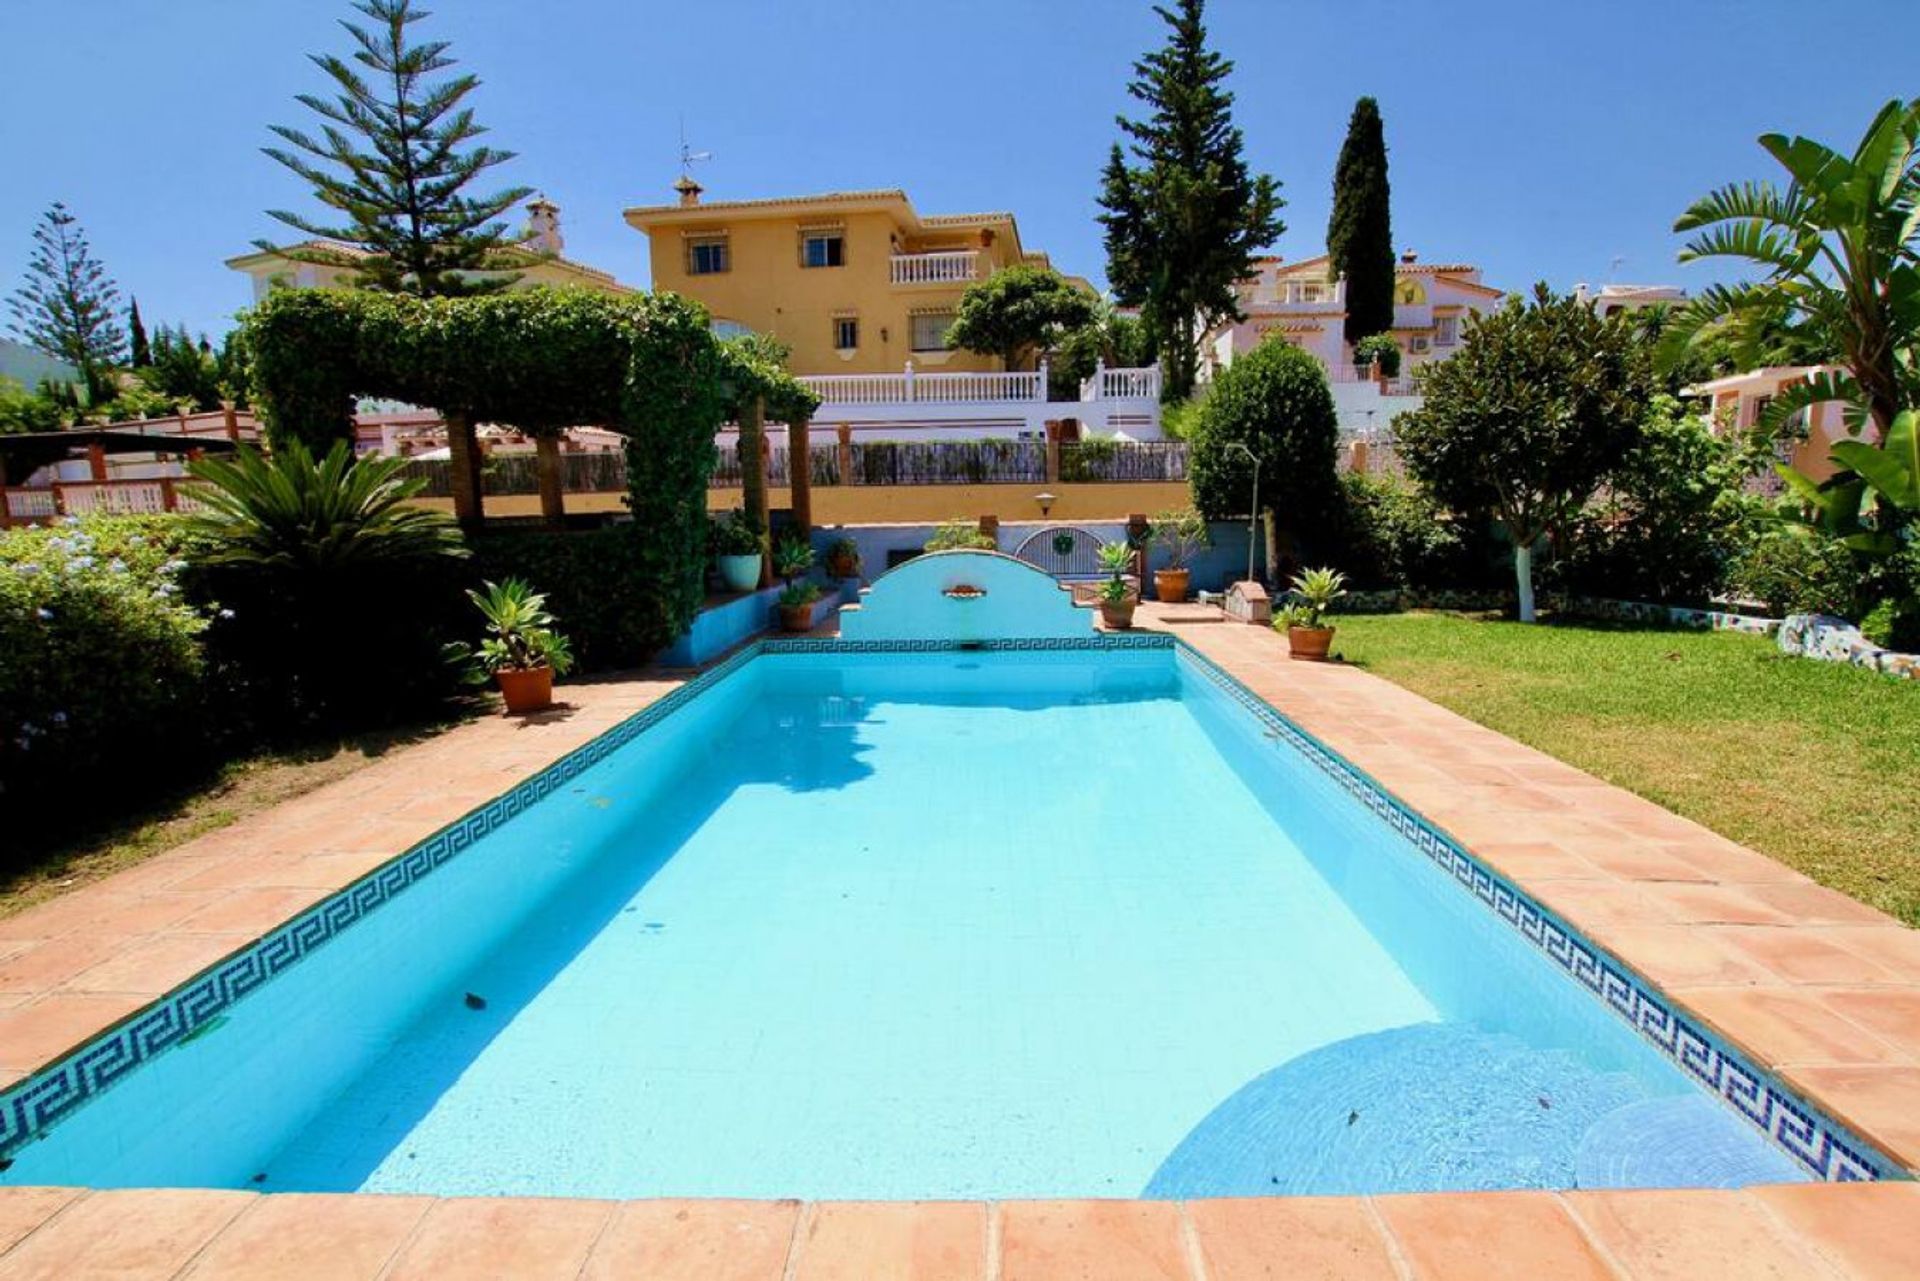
[837,550,1094,643]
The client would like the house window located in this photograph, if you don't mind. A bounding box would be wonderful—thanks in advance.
[1434,316,1458,346]
[688,237,729,275]
[833,317,859,351]
[911,311,955,351]
[803,233,845,268]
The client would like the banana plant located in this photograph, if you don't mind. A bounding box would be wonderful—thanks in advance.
[1667,98,1920,438]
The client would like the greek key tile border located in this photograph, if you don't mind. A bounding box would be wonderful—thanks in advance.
[761,634,1175,654]
[1171,642,1900,1185]
[0,642,767,1161]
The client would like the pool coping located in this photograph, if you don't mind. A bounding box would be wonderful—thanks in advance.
[0,615,1915,1275]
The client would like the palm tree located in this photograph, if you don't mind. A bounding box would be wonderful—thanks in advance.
[1667,98,1919,437]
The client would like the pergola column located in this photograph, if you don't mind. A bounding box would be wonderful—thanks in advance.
[739,395,771,587]
[444,408,484,531]
[534,432,565,528]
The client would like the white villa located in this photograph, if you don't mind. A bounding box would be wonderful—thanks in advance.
[1574,282,1688,317]
[1199,251,1504,433]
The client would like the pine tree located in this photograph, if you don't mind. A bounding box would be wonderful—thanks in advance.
[260,0,532,297]
[1097,0,1283,401]
[129,298,152,367]
[6,202,127,374]
[1327,97,1394,347]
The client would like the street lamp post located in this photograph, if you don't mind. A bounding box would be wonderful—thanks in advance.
[1224,441,1261,584]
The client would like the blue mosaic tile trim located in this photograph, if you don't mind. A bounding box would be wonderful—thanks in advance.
[1171,641,1901,1185]
[0,642,765,1161]
[761,634,1175,654]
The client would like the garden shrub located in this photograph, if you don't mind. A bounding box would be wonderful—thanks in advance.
[465,526,674,672]
[1725,522,1859,617]
[0,516,213,816]
[1323,472,1489,591]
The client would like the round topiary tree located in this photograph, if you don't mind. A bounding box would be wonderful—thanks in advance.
[1189,339,1339,581]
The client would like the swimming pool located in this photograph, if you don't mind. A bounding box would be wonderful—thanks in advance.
[0,641,1886,1198]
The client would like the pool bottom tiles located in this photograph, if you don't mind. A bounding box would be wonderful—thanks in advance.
[4,649,1809,1199]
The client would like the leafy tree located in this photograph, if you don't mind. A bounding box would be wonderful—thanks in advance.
[1666,98,1918,436]
[947,265,1098,372]
[260,0,532,297]
[1327,97,1394,346]
[6,202,127,375]
[1046,297,1155,399]
[139,325,225,411]
[1352,334,1401,377]
[128,298,151,367]
[1098,0,1284,401]
[0,377,67,434]
[1189,339,1339,580]
[1395,286,1654,621]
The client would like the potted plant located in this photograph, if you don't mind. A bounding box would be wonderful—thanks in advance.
[777,580,824,632]
[454,578,575,713]
[1274,567,1347,660]
[1095,539,1138,629]
[774,535,815,583]
[824,536,861,579]
[710,509,763,592]
[1150,507,1209,604]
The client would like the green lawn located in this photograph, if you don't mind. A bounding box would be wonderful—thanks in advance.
[1330,612,1920,926]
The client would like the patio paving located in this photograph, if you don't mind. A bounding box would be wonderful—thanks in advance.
[0,605,1915,1277]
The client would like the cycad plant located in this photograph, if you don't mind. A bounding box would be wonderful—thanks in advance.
[1666,98,1919,438]
[187,441,466,570]
[456,578,574,676]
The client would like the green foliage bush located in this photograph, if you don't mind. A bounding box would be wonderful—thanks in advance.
[1726,522,1860,617]
[1352,334,1401,377]
[1324,472,1494,591]
[1189,340,1340,531]
[465,526,675,672]
[924,520,995,552]
[1559,396,1763,605]
[0,516,211,811]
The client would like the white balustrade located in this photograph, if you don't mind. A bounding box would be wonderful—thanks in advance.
[799,364,1042,406]
[889,251,981,285]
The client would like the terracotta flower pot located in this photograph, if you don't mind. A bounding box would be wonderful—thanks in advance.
[1154,568,1191,604]
[495,664,555,713]
[825,551,860,580]
[779,602,816,633]
[1100,599,1137,630]
[1287,625,1335,661]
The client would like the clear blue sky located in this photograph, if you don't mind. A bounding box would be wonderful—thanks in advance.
[2,0,1911,342]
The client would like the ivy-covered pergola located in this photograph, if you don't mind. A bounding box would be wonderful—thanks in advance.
[243,284,816,631]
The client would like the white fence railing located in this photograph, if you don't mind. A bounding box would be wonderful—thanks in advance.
[3,479,209,523]
[1327,363,1419,396]
[801,366,1043,405]
[1082,364,1161,401]
[889,251,981,285]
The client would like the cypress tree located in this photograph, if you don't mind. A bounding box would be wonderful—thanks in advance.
[259,0,531,297]
[1327,97,1394,346]
[1098,0,1284,401]
[129,298,152,367]
[6,202,127,376]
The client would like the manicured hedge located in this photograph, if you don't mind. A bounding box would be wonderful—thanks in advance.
[465,525,676,672]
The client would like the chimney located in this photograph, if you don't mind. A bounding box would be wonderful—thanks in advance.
[673,174,703,207]
[526,196,563,254]
[1400,249,1418,264]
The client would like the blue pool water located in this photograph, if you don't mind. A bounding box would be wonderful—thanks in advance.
[1,649,1807,1198]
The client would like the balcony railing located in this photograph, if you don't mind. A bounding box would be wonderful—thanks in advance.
[800,367,1044,405]
[2,479,210,524]
[1080,364,1161,402]
[889,251,981,286]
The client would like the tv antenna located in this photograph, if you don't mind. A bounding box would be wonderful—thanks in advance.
[1606,254,1626,284]
[678,117,712,177]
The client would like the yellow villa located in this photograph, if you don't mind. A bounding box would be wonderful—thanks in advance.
[624,179,1084,377]
[226,198,633,301]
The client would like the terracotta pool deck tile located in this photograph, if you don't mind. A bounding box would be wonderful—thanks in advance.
[1371,1191,1616,1281]
[172,885,332,937]
[0,933,132,995]
[1555,843,1719,884]
[1588,925,1774,989]
[1816,989,1920,1054]
[0,991,151,1075]
[1748,1181,1920,1279]
[57,930,251,998]
[1524,880,1680,940]
[1640,883,1800,927]
[1825,925,1920,976]
[381,1196,616,1281]
[1468,840,1607,882]
[0,1187,84,1257]
[1186,1196,1403,1281]
[1672,986,1911,1069]
[1652,838,1815,886]
[1743,881,1897,927]
[1562,1188,1836,1281]
[1777,1066,1920,1167]
[1707,927,1909,987]
[180,1191,434,1280]
[0,1188,255,1281]
[997,1200,1191,1281]
[792,1201,986,1281]
[580,1198,800,1281]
